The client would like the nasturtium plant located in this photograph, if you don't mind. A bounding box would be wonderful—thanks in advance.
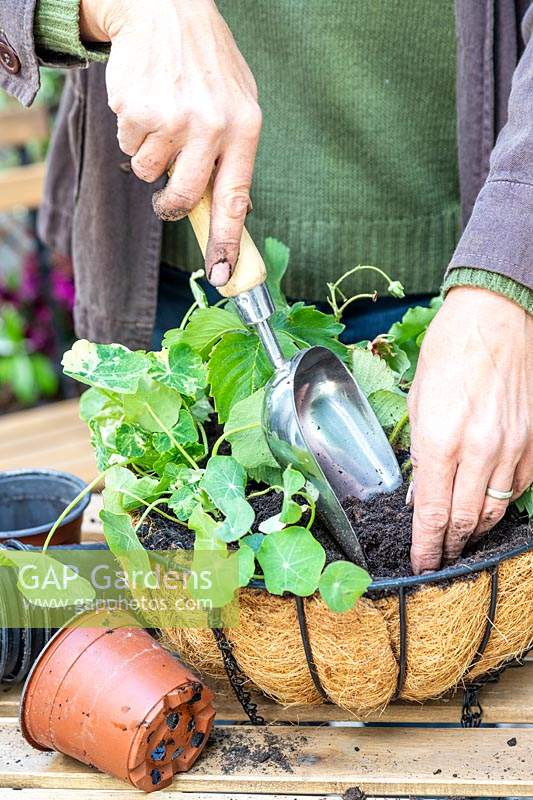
[318,562,372,612]
[200,456,255,542]
[57,238,531,616]
[257,526,326,597]
[148,343,207,397]
[279,465,307,524]
[63,340,148,393]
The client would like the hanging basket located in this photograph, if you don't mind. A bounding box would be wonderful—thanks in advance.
[158,534,533,718]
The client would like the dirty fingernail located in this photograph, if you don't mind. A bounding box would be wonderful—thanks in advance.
[152,191,189,222]
[209,261,231,287]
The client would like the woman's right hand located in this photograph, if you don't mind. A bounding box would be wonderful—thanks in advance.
[80,0,262,287]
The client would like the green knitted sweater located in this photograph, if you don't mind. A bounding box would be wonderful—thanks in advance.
[34,0,532,312]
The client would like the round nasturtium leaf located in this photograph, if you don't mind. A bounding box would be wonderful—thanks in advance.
[62,340,148,393]
[257,526,325,597]
[318,561,372,613]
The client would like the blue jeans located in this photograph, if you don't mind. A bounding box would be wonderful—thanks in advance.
[153,266,432,348]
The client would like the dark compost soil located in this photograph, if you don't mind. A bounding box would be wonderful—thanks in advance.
[204,728,309,774]
[342,485,531,580]
[138,481,531,583]
[138,416,531,581]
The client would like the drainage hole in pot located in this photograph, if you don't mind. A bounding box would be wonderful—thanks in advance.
[191,732,205,748]
[151,742,166,762]
[189,686,202,703]
[166,711,180,730]
[150,769,161,786]
[172,747,184,760]
[187,718,195,733]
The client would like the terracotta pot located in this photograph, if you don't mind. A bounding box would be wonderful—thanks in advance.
[20,610,216,793]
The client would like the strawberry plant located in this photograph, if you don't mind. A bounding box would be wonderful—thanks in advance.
[55,239,532,613]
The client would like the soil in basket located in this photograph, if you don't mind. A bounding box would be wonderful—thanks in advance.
[139,485,530,580]
[343,486,530,579]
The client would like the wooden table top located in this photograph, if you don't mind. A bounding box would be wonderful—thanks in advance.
[0,401,531,797]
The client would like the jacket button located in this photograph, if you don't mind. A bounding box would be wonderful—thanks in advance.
[0,35,21,75]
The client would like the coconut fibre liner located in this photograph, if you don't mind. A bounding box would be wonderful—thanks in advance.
[139,488,533,716]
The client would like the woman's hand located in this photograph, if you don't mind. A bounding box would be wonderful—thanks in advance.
[80,0,262,287]
[408,286,532,574]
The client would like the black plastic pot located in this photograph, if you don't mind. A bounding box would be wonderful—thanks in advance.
[0,469,91,546]
[0,539,108,684]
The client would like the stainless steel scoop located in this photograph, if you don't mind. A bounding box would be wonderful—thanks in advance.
[188,193,402,567]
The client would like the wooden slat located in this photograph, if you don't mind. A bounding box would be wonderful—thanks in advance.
[0,792,339,800]
[0,718,531,796]
[0,792,395,800]
[0,421,88,459]
[2,660,533,726]
[0,162,46,212]
[213,662,533,725]
[0,107,49,147]
[0,792,338,800]
[0,399,97,483]
[0,399,83,439]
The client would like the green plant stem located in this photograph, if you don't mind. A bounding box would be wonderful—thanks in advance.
[146,405,199,469]
[179,301,199,330]
[134,497,170,533]
[328,265,400,321]
[197,419,209,459]
[389,410,410,447]
[130,463,151,477]
[299,493,316,530]
[332,264,396,291]
[144,505,181,525]
[401,458,413,476]
[337,293,377,318]
[119,488,180,525]
[42,470,108,553]
[211,422,260,457]
[247,485,283,499]
[98,388,118,404]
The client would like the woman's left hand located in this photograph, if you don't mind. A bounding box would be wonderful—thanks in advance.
[408,286,532,574]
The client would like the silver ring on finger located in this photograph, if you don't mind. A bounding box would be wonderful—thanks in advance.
[485,486,513,501]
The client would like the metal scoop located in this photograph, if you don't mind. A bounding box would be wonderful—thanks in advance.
[188,194,402,567]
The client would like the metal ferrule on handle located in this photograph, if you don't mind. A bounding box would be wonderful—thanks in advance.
[233,286,287,371]
[186,190,288,372]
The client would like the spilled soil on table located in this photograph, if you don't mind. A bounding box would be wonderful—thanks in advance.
[203,728,309,774]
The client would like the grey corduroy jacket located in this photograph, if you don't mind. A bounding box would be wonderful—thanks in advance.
[1,0,532,348]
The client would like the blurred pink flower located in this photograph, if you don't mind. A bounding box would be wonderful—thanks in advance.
[52,272,75,310]
[0,249,75,359]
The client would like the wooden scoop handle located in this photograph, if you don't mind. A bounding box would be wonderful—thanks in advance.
[188,189,266,298]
